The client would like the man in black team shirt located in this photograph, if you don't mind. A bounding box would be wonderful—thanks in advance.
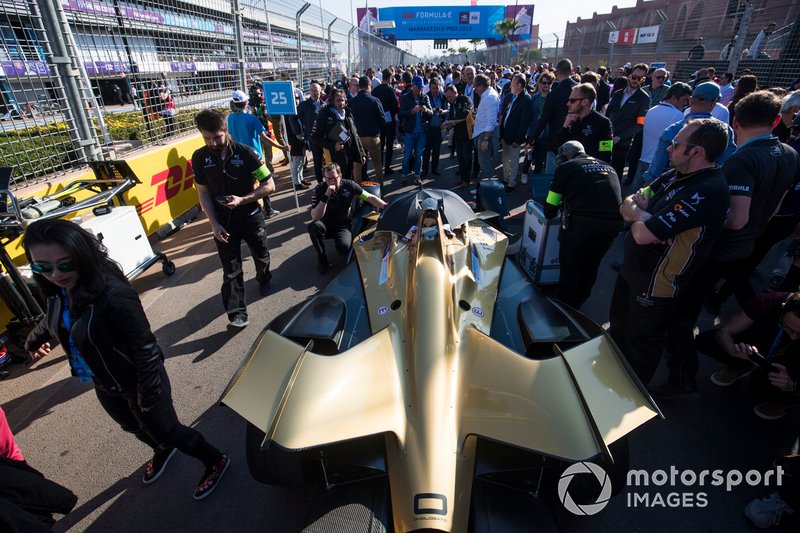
[192,109,275,329]
[610,119,731,387]
[555,82,615,164]
[543,141,622,309]
[309,163,386,274]
[657,91,800,399]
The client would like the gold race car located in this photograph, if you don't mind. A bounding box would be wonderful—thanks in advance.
[221,189,660,532]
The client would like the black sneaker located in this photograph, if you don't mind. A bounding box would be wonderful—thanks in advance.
[295,181,310,190]
[194,454,230,501]
[317,256,329,274]
[264,209,281,218]
[229,314,249,328]
[143,446,177,485]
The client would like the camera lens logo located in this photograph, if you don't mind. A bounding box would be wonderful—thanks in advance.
[558,462,613,515]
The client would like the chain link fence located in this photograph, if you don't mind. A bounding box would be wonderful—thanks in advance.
[0,0,417,189]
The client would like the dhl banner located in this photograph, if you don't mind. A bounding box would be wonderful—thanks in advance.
[1,134,204,326]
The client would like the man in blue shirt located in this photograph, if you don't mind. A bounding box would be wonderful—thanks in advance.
[227,90,288,218]
[644,82,736,183]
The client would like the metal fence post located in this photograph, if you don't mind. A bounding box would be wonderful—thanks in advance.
[232,0,247,90]
[348,27,357,75]
[296,3,311,88]
[729,0,756,76]
[606,21,617,68]
[553,33,560,63]
[576,27,584,67]
[654,10,668,61]
[327,18,338,83]
[34,0,102,162]
[263,0,277,72]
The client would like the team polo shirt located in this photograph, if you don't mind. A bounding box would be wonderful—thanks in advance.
[544,156,621,220]
[621,166,729,298]
[555,110,614,164]
[192,140,271,220]
[310,179,368,224]
[712,137,800,261]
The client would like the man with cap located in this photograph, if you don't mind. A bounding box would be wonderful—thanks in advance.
[554,82,614,164]
[683,82,730,123]
[398,75,432,185]
[497,68,513,93]
[610,119,731,387]
[228,89,289,218]
[644,68,669,106]
[645,82,736,183]
[543,141,622,309]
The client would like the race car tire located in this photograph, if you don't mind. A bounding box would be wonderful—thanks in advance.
[245,422,317,487]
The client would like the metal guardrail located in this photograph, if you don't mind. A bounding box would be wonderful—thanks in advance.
[0,0,418,189]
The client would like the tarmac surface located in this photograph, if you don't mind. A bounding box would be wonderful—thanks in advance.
[1,140,798,532]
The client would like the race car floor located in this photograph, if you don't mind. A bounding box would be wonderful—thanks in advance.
[1,142,798,532]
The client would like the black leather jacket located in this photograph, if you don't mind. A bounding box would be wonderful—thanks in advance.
[25,275,164,406]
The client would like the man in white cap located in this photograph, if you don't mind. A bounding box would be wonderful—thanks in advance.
[228,89,289,218]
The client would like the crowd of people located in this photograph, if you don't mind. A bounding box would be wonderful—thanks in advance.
[205,59,800,528]
[5,57,800,531]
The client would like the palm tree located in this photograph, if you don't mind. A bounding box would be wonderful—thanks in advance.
[447,48,457,55]
[469,38,483,52]
[494,18,524,44]
[457,46,469,54]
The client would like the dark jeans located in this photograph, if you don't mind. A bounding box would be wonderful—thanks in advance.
[308,218,352,259]
[310,142,325,184]
[625,132,643,183]
[609,273,683,385]
[454,138,473,183]
[380,122,396,172]
[558,218,620,309]
[94,367,221,468]
[214,210,270,320]
[0,458,77,532]
[665,257,755,382]
[423,128,443,173]
[611,141,631,183]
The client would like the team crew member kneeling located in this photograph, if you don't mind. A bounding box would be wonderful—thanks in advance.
[309,163,386,274]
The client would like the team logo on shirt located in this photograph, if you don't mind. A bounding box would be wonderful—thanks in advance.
[230,154,244,167]
[581,124,593,136]
[204,157,214,168]
[689,193,705,205]
[770,145,782,157]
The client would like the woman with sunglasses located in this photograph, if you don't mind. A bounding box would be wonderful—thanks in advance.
[23,218,229,500]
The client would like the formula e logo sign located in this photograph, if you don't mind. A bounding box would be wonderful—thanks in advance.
[558,462,612,515]
[459,11,480,24]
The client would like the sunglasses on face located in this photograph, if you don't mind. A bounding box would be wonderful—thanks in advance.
[654,76,666,80]
[670,139,696,150]
[31,261,76,274]
[630,75,644,81]
[540,81,552,86]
